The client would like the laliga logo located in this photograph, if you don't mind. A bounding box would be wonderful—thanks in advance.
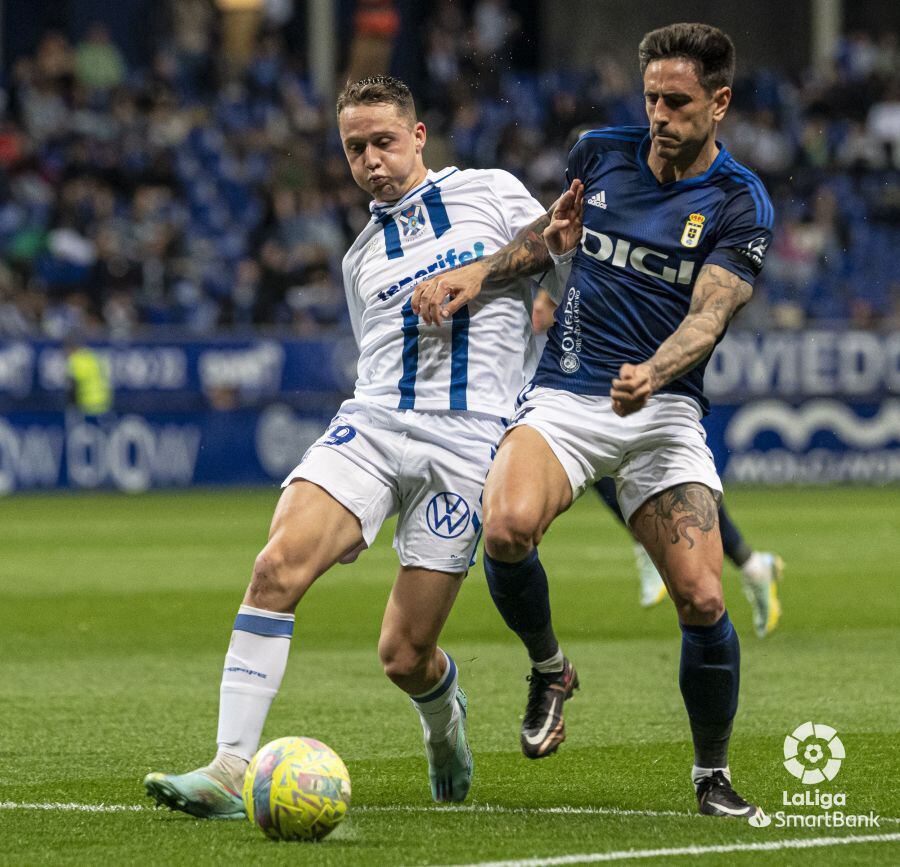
[783,721,845,785]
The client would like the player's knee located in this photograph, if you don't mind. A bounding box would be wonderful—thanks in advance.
[378,634,430,685]
[484,506,541,561]
[673,574,724,625]
[247,544,309,610]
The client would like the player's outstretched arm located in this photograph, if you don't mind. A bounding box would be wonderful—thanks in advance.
[411,188,578,325]
[610,264,752,417]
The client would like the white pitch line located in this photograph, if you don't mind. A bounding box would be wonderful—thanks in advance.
[1,800,898,825]
[429,833,900,867]
[0,801,146,813]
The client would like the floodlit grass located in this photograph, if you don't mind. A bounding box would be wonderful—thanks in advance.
[1,486,898,865]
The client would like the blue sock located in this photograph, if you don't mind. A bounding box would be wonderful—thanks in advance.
[679,611,740,768]
[483,549,560,664]
[718,505,752,568]
[594,477,626,525]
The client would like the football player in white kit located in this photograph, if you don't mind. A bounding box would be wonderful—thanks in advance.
[144,76,556,816]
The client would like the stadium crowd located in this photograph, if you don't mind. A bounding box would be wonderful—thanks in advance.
[0,2,898,338]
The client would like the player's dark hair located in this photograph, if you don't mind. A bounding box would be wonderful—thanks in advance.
[336,75,417,125]
[638,23,735,92]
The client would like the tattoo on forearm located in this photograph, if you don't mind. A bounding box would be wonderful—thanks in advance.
[648,265,752,389]
[639,483,720,549]
[483,213,552,282]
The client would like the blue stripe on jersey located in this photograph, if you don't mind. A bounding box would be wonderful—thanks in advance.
[723,162,771,226]
[380,214,404,259]
[381,167,460,214]
[722,166,763,225]
[422,185,452,238]
[233,613,293,638]
[723,160,774,228]
[725,159,773,224]
[449,304,470,410]
[398,298,419,409]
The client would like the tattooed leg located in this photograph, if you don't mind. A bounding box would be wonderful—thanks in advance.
[631,482,740,773]
[630,482,724,626]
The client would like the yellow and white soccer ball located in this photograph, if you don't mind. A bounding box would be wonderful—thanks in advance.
[243,736,351,841]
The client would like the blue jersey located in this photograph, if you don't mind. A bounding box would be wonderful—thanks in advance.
[534,126,774,413]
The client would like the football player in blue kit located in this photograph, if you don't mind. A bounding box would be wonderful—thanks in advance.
[413,23,772,820]
[533,291,784,624]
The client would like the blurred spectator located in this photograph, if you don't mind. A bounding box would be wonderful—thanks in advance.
[74,24,127,91]
[0,8,898,335]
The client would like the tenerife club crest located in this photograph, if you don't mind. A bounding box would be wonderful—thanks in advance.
[398,204,427,238]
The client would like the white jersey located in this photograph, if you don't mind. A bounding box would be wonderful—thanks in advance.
[342,166,548,418]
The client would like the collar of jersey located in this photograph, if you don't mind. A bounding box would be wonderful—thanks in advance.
[637,134,730,190]
[368,167,460,220]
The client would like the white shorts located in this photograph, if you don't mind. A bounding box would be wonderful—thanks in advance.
[508,386,722,522]
[283,400,504,572]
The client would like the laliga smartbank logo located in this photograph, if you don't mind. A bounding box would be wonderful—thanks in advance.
[749,721,881,830]
[783,720,844,784]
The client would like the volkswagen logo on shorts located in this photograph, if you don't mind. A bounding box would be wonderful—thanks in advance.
[560,352,580,373]
[426,492,471,538]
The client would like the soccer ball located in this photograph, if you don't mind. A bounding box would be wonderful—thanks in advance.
[242,736,351,841]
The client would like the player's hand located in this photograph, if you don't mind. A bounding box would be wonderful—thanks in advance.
[411,259,489,325]
[544,179,584,256]
[611,363,656,416]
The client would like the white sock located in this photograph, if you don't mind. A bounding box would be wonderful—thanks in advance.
[741,552,768,583]
[692,764,731,789]
[204,749,250,791]
[411,649,459,743]
[531,648,565,674]
[216,604,294,763]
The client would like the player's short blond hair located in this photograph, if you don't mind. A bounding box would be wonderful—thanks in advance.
[336,76,417,126]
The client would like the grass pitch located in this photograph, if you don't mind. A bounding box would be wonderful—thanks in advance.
[1,485,898,865]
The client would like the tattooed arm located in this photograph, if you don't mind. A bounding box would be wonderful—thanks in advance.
[610,264,752,416]
[410,212,551,326]
[411,179,583,326]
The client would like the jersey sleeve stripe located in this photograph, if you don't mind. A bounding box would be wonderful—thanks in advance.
[398,298,419,408]
[723,160,774,228]
[732,163,774,227]
[422,185,452,238]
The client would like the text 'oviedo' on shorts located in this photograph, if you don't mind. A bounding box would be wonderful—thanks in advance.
[507,386,722,522]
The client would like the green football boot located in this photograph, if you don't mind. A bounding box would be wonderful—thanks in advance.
[143,767,246,819]
[741,552,784,638]
[427,688,473,803]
